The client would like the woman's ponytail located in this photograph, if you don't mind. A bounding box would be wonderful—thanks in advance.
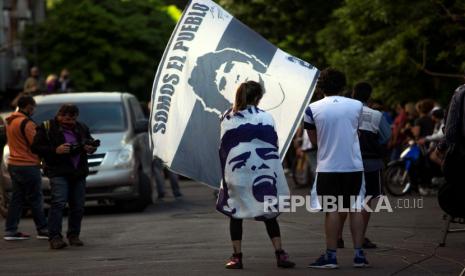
[233,81,263,113]
[233,83,248,113]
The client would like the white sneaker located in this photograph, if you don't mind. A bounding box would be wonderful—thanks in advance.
[4,232,30,241]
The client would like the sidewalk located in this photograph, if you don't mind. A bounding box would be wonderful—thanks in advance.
[0,180,463,275]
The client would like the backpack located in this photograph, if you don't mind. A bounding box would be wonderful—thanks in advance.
[19,118,32,145]
[36,120,52,175]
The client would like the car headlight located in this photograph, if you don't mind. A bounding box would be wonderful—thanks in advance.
[114,145,134,168]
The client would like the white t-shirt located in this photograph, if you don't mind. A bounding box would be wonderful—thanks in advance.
[304,96,364,172]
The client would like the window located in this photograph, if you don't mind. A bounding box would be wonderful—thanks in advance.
[33,102,127,133]
[128,97,146,121]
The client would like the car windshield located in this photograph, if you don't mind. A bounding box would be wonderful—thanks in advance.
[32,102,126,133]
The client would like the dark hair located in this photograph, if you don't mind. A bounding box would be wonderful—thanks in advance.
[352,82,372,103]
[57,104,79,116]
[416,99,435,115]
[431,108,444,119]
[316,68,346,96]
[233,81,263,112]
[220,123,278,170]
[17,95,36,109]
[188,49,267,111]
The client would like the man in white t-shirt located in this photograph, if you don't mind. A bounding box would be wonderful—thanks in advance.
[304,68,369,269]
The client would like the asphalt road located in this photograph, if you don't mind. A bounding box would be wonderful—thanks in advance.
[0,180,464,276]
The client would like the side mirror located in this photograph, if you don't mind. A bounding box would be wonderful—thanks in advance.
[134,119,149,134]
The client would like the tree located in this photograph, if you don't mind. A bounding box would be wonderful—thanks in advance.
[218,0,341,68]
[23,0,178,101]
[317,0,465,104]
[219,0,465,104]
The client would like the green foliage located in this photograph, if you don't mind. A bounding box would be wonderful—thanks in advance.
[219,0,465,105]
[27,0,465,104]
[317,0,465,105]
[219,0,341,67]
[24,0,177,101]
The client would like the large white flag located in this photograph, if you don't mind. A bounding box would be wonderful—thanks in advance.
[149,0,319,188]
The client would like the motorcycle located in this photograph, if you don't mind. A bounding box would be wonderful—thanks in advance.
[384,141,422,196]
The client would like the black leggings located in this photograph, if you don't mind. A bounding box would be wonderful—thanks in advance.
[230,217,281,241]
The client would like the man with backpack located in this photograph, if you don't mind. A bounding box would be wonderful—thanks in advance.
[4,95,48,240]
[32,104,98,249]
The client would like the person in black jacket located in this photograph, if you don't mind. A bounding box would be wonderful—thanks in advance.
[31,104,98,249]
[436,78,465,218]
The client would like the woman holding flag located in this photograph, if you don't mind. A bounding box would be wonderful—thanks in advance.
[216,80,295,269]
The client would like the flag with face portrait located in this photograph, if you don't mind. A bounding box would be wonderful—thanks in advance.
[149,0,319,188]
[216,107,290,220]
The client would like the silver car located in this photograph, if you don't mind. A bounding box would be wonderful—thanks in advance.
[0,92,153,213]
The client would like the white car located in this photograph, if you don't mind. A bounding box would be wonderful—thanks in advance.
[0,92,153,214]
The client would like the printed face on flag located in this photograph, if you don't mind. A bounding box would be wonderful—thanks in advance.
[216,59,260,103]
[149,0,319,187]
[189,48,284,115]
[213,52,284,111]
[225,138,279,203]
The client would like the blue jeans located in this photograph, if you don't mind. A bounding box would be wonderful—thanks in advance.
[48,176,86,239]
[5,165,47,235]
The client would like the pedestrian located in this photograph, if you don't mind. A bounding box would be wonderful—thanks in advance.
[23,66,41,95]
[304,68,369,268]
[152,157,182,199]
[401,102,419,141]
[293,124,317,184]
[11,66,41,107]
[388,101,408,160]
[57,68,74,93]
[216,81,295,269]
[31,104,99,249]
[45,74,58,94]
[412,99,435,141]
[337,82,391,250]
[4,95,48,241]
[147,101,182,199]
[419,108,445,167]
[436,73,465,218]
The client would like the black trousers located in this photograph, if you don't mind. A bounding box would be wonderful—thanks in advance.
[230,217,281,241]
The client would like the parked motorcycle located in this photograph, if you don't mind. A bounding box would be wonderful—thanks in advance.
[384,141,422,196]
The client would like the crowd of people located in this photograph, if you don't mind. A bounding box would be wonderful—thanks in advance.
[11,66,74,108]
[2,65,464,271]
[217,68,465,270]
[292,85,448,196]
[2,76,182,250]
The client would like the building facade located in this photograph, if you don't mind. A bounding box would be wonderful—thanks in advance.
[0,0,45,102]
